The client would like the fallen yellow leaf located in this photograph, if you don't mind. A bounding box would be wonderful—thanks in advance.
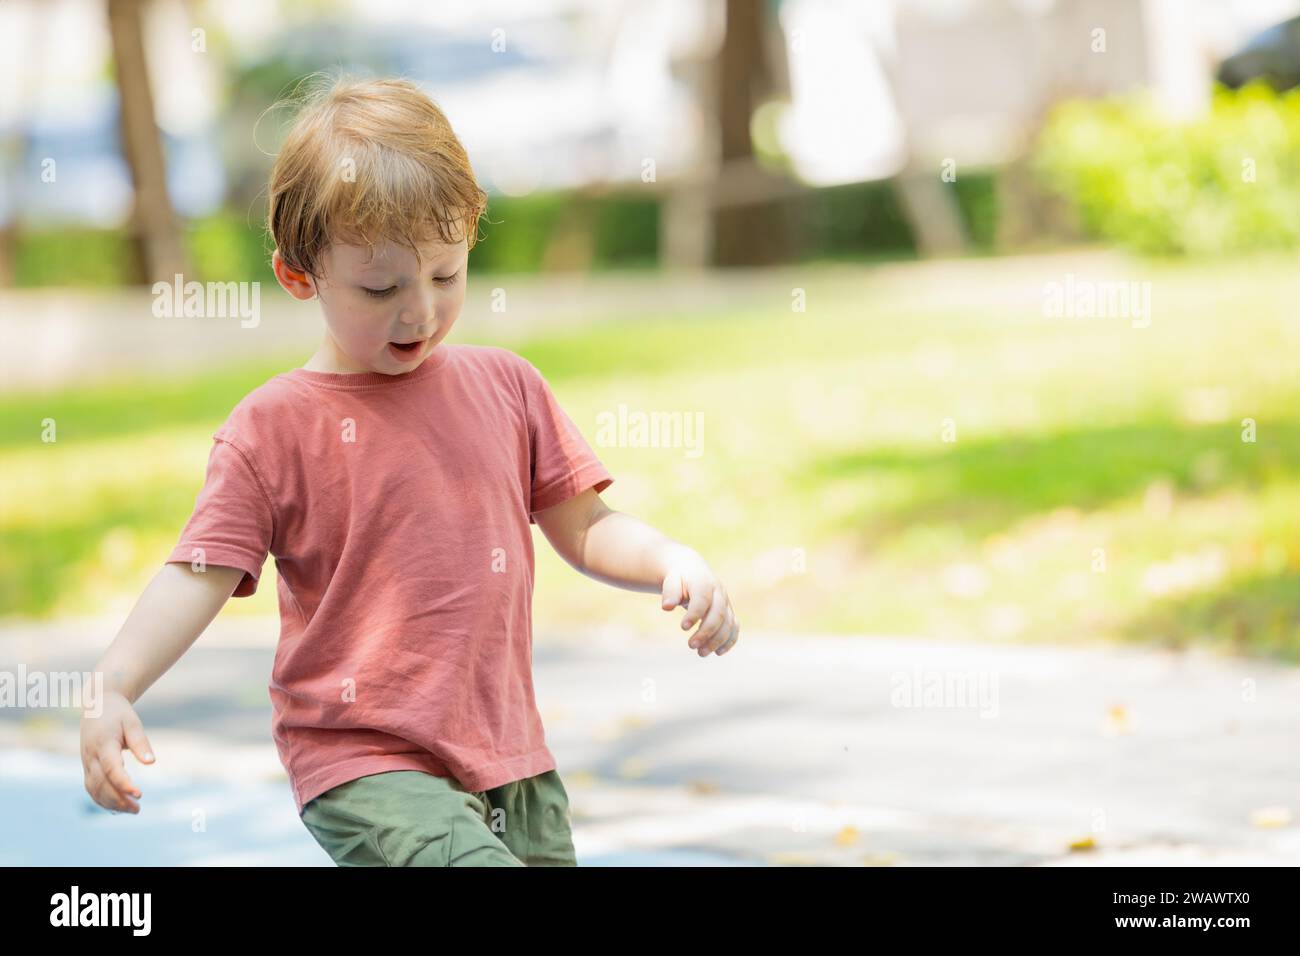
[1249,806,1292,828]
[566,770,598,788]
[834,825,860,847]
[19,714,59,733]
[861,852,898,866]
[1104,703,1131,735]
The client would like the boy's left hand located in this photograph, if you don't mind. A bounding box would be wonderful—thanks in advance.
[660,549,739,657]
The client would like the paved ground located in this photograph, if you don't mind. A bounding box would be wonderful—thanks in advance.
[2,615,1298,866]
[0,265,833,392]
[0,250,1134,392]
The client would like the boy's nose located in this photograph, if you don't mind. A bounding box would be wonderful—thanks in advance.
[400,289,438,327]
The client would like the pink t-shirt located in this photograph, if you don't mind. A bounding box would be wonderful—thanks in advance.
[165,344,613,814]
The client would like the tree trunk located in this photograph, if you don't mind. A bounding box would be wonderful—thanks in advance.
[106,0,187,284]
[710,0,797,267]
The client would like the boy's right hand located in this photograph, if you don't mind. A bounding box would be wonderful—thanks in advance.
[80,691,155,814]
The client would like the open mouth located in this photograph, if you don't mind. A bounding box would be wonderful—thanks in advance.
[388,338,426,359]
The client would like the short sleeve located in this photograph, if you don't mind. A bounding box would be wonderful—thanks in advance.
[165,437,275,597]
[522,361,613,523]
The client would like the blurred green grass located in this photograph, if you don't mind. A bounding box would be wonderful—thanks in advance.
[5,253,1300,658]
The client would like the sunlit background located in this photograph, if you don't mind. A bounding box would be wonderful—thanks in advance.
[4,0,1300,866]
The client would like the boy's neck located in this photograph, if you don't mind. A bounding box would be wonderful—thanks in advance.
[302,336,370,374]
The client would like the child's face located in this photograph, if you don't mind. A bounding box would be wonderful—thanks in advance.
[297,234,468,374]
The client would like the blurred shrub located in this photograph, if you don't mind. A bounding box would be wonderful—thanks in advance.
[11,194,658,286]
[796,171,999,260]
[13,229,136,286]
[472,191,659,271]
[1033,80,1300,255]
[11,215,274,287]
[952,172,1000,251]
[186,194,660,279]
[186,211,275,284]
[10,172,1005,286]
[798,179,913,259]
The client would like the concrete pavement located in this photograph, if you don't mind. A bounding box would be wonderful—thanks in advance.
[2,616,1298,866]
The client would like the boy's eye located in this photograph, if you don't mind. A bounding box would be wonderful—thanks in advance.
[362,273,456,297]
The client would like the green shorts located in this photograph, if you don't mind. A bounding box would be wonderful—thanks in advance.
[300,768,577,867]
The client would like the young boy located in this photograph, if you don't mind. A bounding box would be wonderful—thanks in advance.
[78,76,740,866]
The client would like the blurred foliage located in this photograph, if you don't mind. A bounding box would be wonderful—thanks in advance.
[793,170,999,261]
[951,171,1000,251]
[471,192,659,271]
[797,179,914,259]
[1034,80,1300,255]
[187,212,276,285]
[13,229,137,287]
[9,173,1003,286]
[11,192,661,286]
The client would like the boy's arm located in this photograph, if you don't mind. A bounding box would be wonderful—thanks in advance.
[81,562,246,814]
[93,562,247,704]
[533,488,740,657]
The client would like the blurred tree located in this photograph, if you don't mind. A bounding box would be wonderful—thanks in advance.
[106,0,187,282]
[710,0,800,267]
[0,1,55,286]
[663,0,805,269]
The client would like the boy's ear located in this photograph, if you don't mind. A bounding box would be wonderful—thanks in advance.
[271,250,317,301]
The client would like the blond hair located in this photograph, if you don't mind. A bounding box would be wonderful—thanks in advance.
[267,75,488,278]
